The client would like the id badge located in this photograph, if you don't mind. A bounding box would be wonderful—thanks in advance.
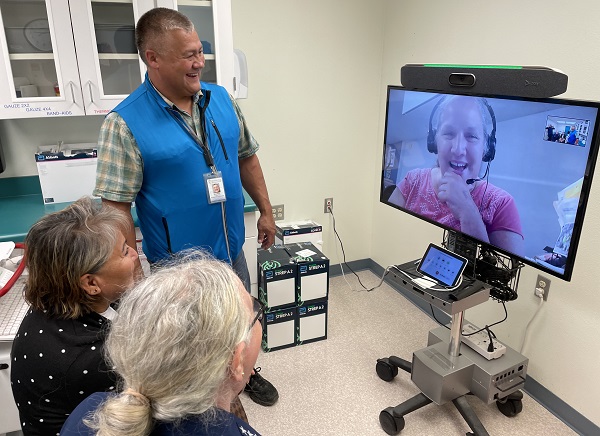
[204,171,226,204]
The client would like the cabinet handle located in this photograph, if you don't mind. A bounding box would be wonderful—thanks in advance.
[87,82,94,104]
[0,363,8,370]
[69,81,76,102]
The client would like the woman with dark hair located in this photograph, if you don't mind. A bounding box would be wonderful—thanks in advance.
[10,197,138,436]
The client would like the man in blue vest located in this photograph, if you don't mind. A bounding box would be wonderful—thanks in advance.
[93,7,278,408]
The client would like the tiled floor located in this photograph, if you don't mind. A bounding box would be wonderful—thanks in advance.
[241,271,575,436]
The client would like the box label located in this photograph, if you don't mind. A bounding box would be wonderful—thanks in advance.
[263,266,295,281]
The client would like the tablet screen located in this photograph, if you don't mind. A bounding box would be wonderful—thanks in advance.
[417,244,467,287]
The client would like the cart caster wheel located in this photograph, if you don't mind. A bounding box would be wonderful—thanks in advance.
[496,398,523,417]
[506,390,524,401]
[379,407,405,435]
[376,358,399,382]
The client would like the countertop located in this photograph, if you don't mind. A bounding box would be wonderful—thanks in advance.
[0,176,257,243]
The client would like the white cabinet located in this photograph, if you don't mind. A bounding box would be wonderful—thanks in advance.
[156,0,235,95]
[69,0,153,115]
[243,210,259,298]
[0,342,20,434]
[0,0,153,119]
[0,0,235,120]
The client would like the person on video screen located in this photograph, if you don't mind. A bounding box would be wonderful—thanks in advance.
[567,126,578,145]
[388,95,524,255]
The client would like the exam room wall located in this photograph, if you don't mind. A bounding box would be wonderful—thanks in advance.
[371,0,600,427]
[230,0,385,262]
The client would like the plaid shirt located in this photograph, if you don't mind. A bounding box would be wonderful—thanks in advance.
[94,88,259,202]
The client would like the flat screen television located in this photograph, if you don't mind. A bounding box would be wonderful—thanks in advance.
[380,86,600,281]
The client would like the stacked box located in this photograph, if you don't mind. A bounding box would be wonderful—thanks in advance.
[275,220,323,251]
[257,245,297,310]
[285,242,330,304]
[262,306,298,352]
[297,298,328,345]
[258,242,329,352]
[34,147,98,204]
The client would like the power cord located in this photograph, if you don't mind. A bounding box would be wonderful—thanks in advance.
[430,300,509,336]
[519,291,545,353]
[333,242,356,291]
[326,207,465,295]
[392,265,419,280]
[393,265,464,292]
[429,274,463,292]
[331,213,358,292]
[328,206,404,292]
[327,206,371,291]
[484,326,496,352]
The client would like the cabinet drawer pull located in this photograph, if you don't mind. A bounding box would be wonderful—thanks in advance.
[87,81,94,103]
[69,81,76,102]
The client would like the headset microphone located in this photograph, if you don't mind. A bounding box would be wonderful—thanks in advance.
[466,162,490,185]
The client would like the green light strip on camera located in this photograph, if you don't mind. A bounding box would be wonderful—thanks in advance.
[422,64,523,69]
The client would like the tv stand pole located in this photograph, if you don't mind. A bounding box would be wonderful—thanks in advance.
[376,260,528,435]
[449,311,464,357]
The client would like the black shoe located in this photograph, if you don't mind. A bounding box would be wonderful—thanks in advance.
[244,367,279,406]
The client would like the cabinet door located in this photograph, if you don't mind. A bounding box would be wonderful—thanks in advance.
[0,342,21,433]
[0,0,86,118]
[156,0,234,95]
[243,210,258,298]
[69,0,150,116]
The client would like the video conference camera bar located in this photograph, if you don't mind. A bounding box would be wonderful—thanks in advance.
[401,64,568,98]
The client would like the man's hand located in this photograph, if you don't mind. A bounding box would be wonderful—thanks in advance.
[257,212,276,249]
[239,154,276,249]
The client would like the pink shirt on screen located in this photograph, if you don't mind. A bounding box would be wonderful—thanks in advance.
[398,168,523,238]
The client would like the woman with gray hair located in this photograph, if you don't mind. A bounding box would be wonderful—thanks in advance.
[388,95,524,255]
[10,197,138,436]
[60,253,264,436]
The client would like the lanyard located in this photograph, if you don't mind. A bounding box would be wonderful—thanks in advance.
[166,90,217,173]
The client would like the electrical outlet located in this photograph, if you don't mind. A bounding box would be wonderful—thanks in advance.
[271,204,284,221]
[535,274,550,301]
[324,197,333,213]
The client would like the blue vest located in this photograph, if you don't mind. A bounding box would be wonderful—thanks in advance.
[113,78,244,263]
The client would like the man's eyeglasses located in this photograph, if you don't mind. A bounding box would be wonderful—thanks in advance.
[251,297,266,328]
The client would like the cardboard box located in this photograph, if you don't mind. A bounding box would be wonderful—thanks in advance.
[285,242,329,304]
[297,298,328,345]
[261,306,297,352]
[275,220,323,251]
[34,146,98,204]
[257,245,296,310]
